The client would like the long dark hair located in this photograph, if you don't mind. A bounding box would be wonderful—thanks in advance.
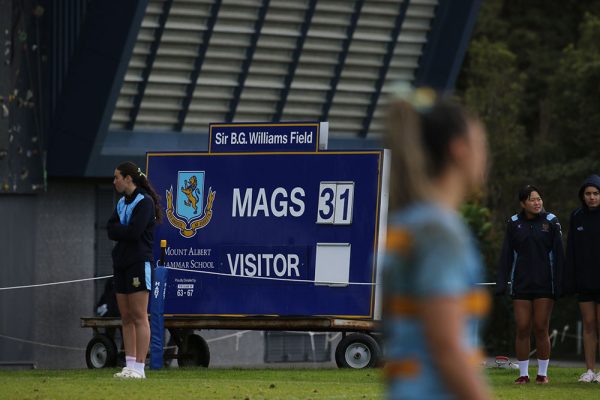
[117,161,163,223]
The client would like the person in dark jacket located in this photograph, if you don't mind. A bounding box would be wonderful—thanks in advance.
[96,277,119,318]
[564,174,600,383]
[108,161,162,379]
[496,185,564,385]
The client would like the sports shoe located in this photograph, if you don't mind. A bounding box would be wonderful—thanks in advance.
[593,373,600,383]
[114,367,145,379]
[579,370,596,383]
[514,376,530,384]
[535,375,549,385]
[113,367,132,378]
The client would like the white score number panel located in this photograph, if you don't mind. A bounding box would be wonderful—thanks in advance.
[316,182,354,225]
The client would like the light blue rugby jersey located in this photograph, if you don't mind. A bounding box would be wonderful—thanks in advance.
[116,193,145,225]
[382,203,488,400]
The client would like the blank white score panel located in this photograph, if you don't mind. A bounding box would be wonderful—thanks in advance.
[314,243,351,287]
[316,182,355,225]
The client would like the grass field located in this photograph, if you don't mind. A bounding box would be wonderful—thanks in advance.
[1,367,599,399]
[488,368,600,399]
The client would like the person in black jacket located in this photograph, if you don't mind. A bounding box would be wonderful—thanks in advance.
[496,185,564,385]
[108,161,162,379]
[96,277,119,318]
[564,174,600,383]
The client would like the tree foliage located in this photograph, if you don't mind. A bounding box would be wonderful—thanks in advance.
[457,0,600,355]
[549,13,600,171]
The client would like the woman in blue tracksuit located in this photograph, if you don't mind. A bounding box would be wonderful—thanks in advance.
[108,161,162,379]
[496,185,564,385]
[564,174,600,383]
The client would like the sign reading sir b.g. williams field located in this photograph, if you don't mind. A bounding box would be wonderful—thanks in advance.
[146,150,388,319]
[208,122,323,153]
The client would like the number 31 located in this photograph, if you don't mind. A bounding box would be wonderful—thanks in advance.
[317,182,354,225]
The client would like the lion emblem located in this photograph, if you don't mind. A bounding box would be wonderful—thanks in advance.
[166,171,215,238]
[181,175,201,214]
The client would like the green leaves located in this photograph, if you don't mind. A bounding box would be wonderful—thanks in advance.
[456,2,600,355]
[460,202,493,243]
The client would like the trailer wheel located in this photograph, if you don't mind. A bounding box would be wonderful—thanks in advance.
[178,333,210,367]
[86,334,117,369]
[335,333,381,369]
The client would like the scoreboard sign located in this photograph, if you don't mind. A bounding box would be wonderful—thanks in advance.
[147,126,389,320]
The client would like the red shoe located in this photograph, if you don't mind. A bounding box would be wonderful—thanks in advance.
[535,375,549,384]
[514,376,530,384]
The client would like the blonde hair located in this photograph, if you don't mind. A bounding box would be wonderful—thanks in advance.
[384,99,431,210]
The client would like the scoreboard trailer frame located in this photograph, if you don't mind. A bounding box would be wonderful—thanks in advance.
[82,151,391,369]
[83,121,390,369]
[81,315,381,369]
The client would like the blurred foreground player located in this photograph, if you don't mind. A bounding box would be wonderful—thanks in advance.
[382,87,491,399]
[108,161,162,379]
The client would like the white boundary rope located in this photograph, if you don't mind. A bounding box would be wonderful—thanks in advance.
[0,333,183,352]
[0,269,501,290]
[206,330,252,343]
[0,275,113,291]
[203,330,342,353]
[0,333,85,351]
[165,266,378,286]
[166,267,503,287]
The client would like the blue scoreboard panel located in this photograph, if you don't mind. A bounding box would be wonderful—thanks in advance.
[147,150,388,319]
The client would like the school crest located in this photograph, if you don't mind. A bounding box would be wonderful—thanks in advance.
[166,171,216,238]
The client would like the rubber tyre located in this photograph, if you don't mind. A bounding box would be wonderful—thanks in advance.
[178,333,210,367]
[335,333,381,369]
[85,334,118,369]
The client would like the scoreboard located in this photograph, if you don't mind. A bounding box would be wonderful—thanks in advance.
[147,123,389,319]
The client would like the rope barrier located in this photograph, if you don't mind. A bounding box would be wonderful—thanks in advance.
[205,330,252,344]
[0,333,179,352]
[0,269,501,290]
[0,275,113,291]
[201,330,342,353]
[164,266,378,286]
[164,266,502,287]
[2,326,582,356]
[0,333,85,351]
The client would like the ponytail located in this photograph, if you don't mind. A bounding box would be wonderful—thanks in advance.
[384,99,431,209]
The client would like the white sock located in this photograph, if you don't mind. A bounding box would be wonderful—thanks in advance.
[537,359,549,376]
[125,356,136,369]
[134,361,145,376]
[519,359,529,377]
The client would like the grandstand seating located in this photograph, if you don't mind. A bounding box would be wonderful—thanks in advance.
[110,0,438,139]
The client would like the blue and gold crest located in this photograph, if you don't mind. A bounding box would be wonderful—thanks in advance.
[176,171,204,222]
[166,171,216,238]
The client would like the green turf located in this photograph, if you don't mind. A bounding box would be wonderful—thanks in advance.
[487,368,600,399]
[1,367,599,399]
[0,368,382,400]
